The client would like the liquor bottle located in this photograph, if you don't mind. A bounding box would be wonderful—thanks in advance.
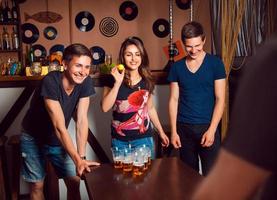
[4,0,12,22]
[11,26,19,50]
[11,0,17,21]
[0,1,4,22]
[2,26,10,50]
[26,44,34,67]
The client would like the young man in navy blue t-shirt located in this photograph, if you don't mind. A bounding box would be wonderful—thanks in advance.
[168,21,226,175]
[21,44,100,199]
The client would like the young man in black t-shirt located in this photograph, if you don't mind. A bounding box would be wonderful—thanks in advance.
[192,37,277,200]
[21,44,99,200]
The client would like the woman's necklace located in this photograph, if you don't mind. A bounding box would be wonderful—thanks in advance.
[129,75,142,86]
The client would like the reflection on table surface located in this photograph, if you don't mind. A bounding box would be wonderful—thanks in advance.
[84,157,203,200]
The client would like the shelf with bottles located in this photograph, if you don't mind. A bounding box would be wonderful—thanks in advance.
[0,0,19,24]
[0,0,21,56]
[0,25,20,51]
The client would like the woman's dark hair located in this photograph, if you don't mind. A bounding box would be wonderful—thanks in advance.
[181,21,206,43]
[63,43,92,64]
[118,37,155,93]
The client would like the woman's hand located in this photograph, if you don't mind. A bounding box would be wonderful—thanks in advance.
[111,66,125,86]
[159,132,170,147]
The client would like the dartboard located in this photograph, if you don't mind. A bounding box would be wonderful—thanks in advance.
[99,17,119,37]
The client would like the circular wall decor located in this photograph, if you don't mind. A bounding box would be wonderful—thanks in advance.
[49,44,65,55]
[21,23,39,44]
[119,1,138,21]
[75,11,95,32]
[32,44,47,59]
[152,18,170,38]
[175,0,191,10]
[44,26,57,40]
[99,17,119,37]
[90,46,105,65]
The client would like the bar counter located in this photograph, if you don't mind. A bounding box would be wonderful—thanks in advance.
[0,71,169,88]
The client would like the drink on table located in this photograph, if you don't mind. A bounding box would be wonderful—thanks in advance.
[122,144,133,172]
[142,144,151,170]
[111,147,123,169]
[132,148,145,176]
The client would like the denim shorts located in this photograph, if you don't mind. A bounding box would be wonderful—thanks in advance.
[20,133,76,182]
[111,136,155,159]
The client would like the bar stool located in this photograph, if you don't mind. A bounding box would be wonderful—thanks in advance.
[0,135,11,200]
[8,134,60,200]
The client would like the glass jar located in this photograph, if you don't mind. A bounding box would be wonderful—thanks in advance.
[30,62,42,76]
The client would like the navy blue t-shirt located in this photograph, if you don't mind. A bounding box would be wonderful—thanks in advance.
[167,53,226,124]
[22,71,95,145]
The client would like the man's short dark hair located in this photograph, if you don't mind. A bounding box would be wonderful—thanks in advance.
[181,21,205,43]
[63,43,92,63]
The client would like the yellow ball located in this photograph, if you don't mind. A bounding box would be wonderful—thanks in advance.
[117,64,125,71]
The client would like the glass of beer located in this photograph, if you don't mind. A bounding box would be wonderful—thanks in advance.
[142,144,151,170]
[122,145,133,172]
[111,147,124,169]
[133,147,145,176]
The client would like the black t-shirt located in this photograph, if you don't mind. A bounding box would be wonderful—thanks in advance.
[104,75,153,141]
[223,38,277,199]
[22,71,95,145]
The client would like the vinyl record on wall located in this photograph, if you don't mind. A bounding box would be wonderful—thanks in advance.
[99,17,119,37]
[152,18,170,38]
[44,26,57,40]
[175,0,191,10]
[119,1,138,21]
[75,11,95,32]
[90,46,105,65]
[49,44,65,55]
[32,44,47,59]
[21,23,39,44]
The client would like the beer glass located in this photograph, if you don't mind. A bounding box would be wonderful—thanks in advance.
[122,144,133,172]
[111,147,124,169]
[132,147,145,176]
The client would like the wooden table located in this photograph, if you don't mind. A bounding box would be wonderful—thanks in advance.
[84,157,203,200]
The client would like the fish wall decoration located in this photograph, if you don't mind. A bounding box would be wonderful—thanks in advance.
[24,11,63,23]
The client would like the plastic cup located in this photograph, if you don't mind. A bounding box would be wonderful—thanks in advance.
[111,147,124,169]
[132,147,145,176]
[122,145,133,172]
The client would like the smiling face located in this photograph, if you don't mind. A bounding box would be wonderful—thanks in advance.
[123,44,142,71]
[183,36,205,60]
[63,55,91,85]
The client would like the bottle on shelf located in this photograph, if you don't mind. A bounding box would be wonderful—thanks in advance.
[11,26,19,50]
[11,0,17,22]
[2,26,10,50]
[25,44,34,67]
[4,0,12,22]
[0,1,4,22]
